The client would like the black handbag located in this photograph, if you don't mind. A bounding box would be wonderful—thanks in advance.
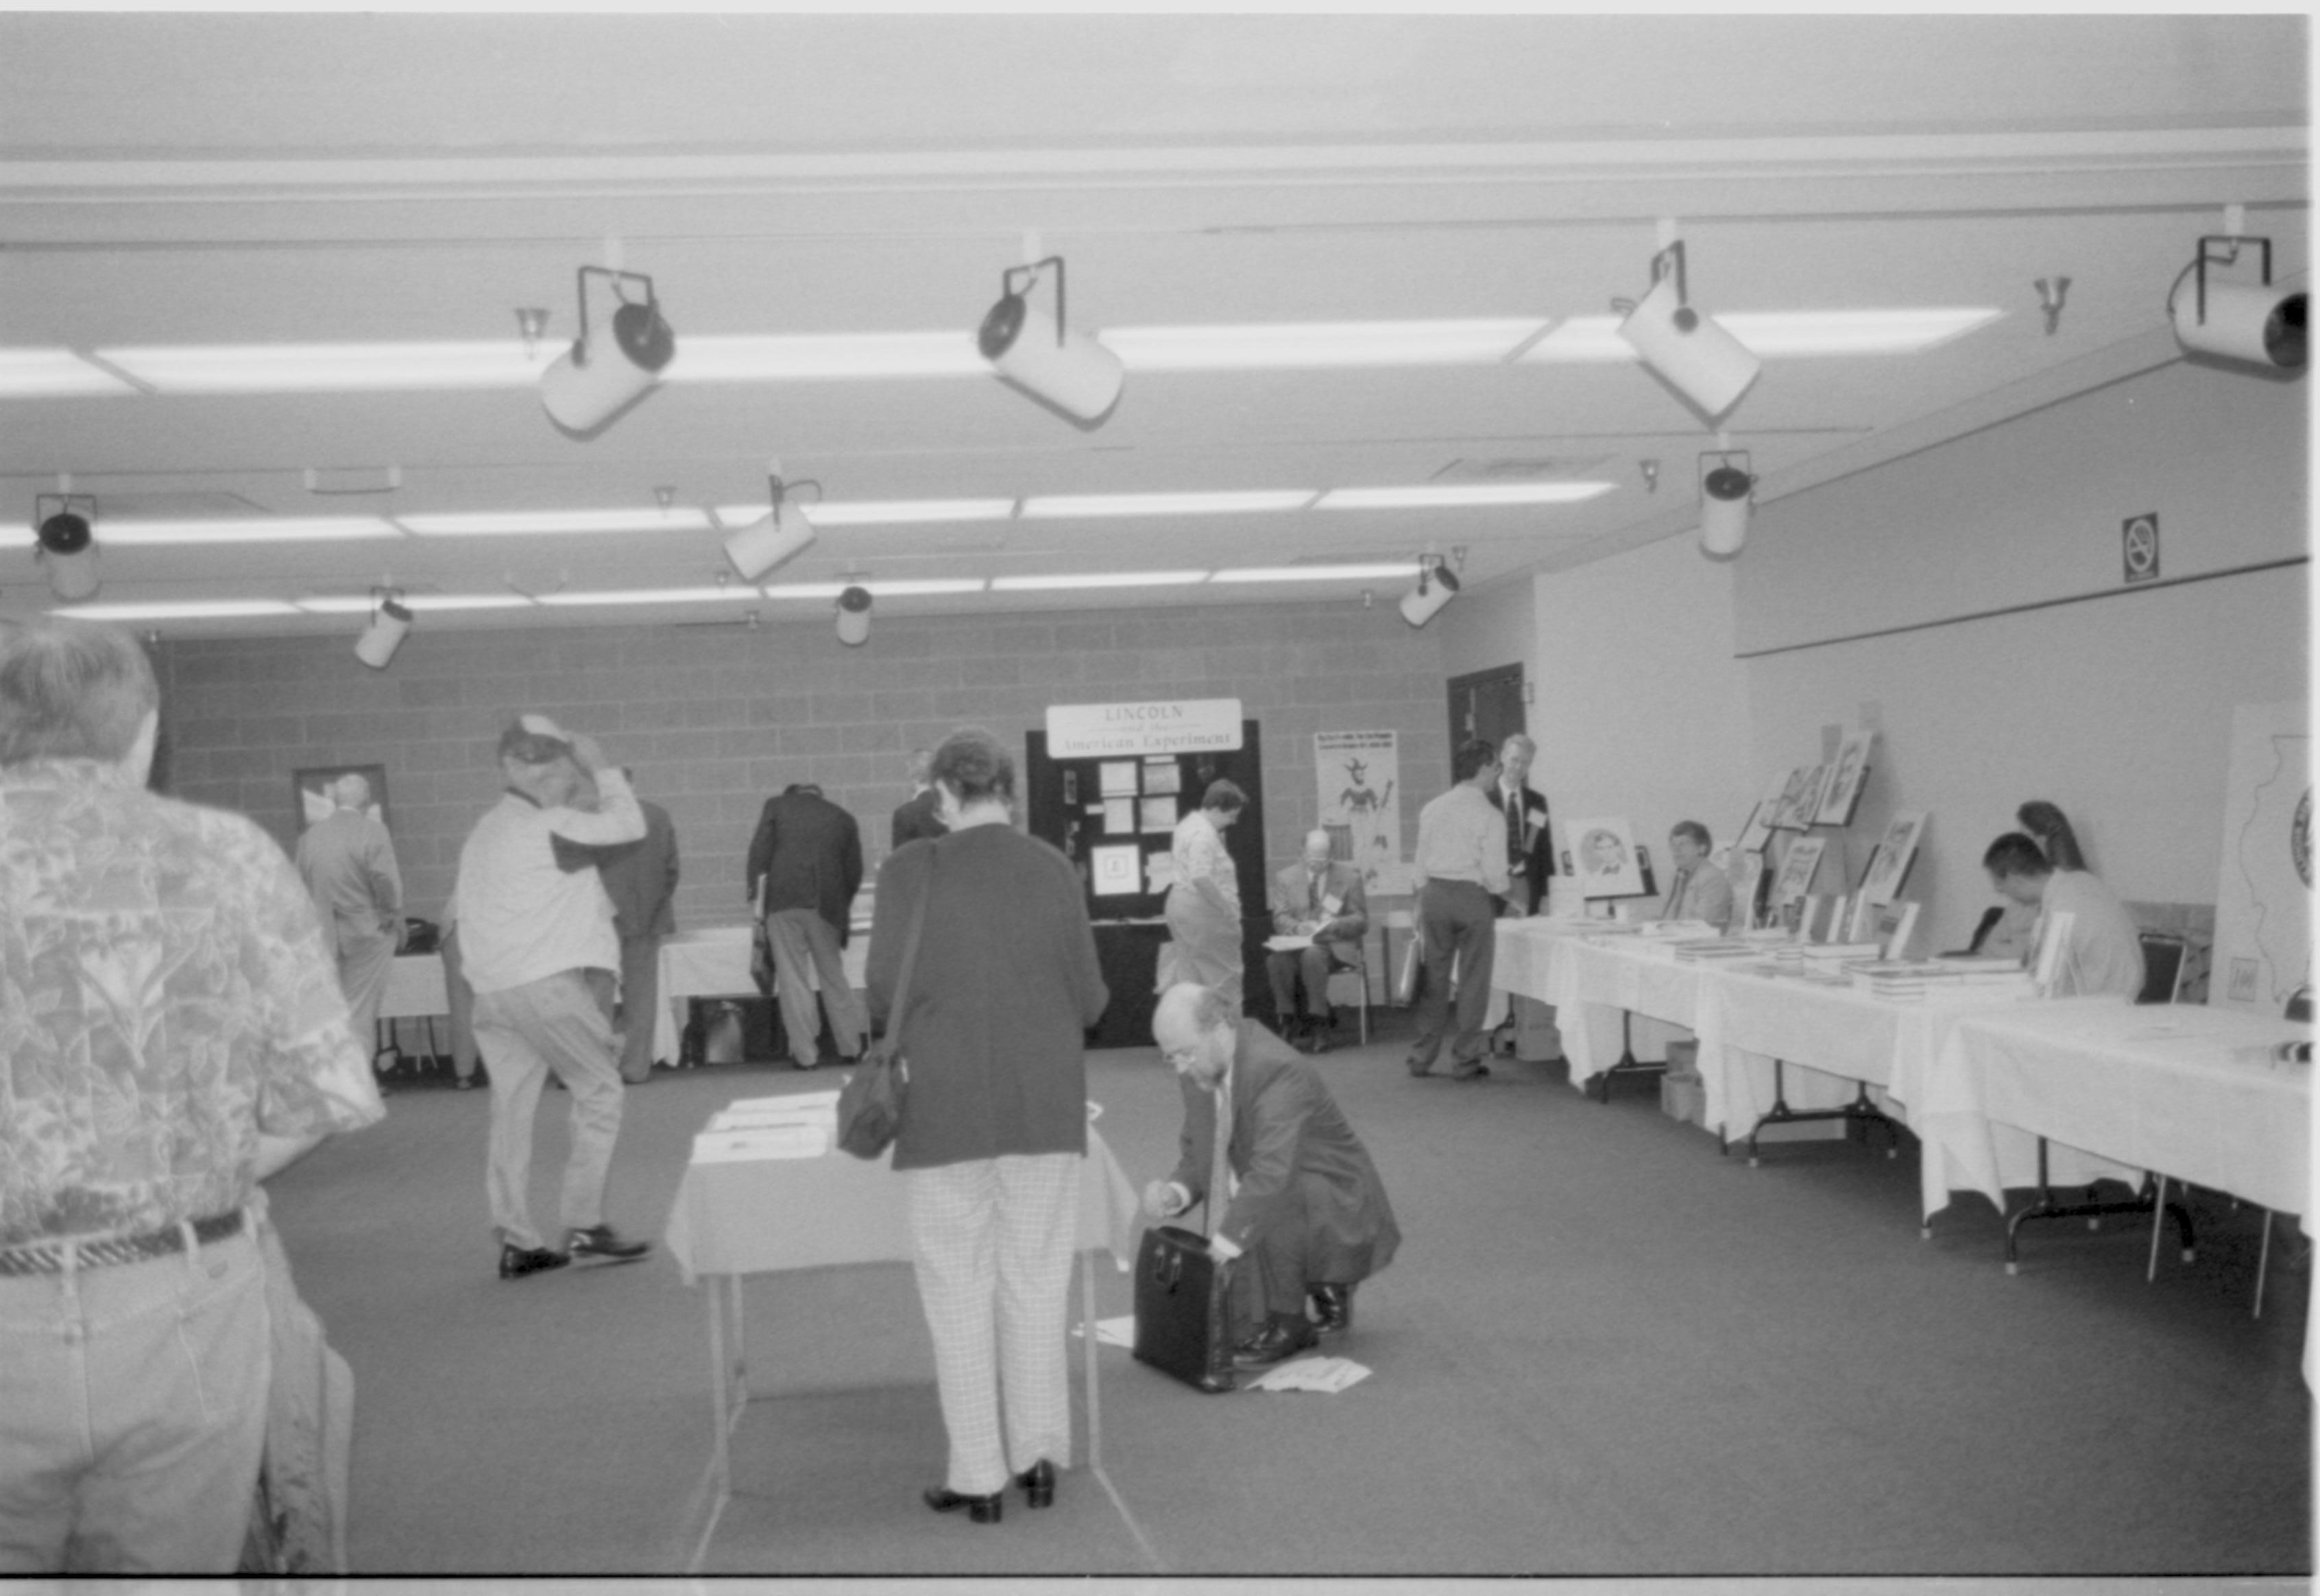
[1131,1074,1238,1392]
[834,853,934,1160]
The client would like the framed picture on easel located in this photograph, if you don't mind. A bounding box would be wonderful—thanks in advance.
[1565,817,1647,899]
[1815,732,1876,826]
[1859,810,1927,906]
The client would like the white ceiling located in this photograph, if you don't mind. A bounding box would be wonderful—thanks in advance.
[0,13,2307,639]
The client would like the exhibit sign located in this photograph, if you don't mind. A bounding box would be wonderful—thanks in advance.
[2212,700,2311,1015]
[1046,698,1244,758]
[1315,730,1405,894]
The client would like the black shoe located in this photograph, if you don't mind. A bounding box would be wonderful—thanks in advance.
[498,1244,569,1281]
[1015,1460,1056,1509]
[1309,1283,1355,1336]
[565,1225,651,1264]
[1451,1061,1491,1081]
[1232,1318,1320,1368]
[1405,1057,1435,1077]
[923,1486,1003,1524]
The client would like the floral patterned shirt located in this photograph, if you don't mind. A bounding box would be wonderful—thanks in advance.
[0,760,385,1247]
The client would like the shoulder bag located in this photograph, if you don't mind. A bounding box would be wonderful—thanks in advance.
[835,850,935,1159]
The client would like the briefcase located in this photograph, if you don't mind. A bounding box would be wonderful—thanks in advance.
[1131,1225,1236,1394]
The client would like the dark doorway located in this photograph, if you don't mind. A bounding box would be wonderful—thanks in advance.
[1447,664,1527,760]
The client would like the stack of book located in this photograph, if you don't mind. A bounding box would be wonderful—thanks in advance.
[1672,938,1765,963]
[1847,958,2034,1001]
[692,1089,843,1164]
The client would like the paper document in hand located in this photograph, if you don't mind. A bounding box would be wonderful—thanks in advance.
[1265,934,1315,952]
[1068,1314,1138,1349]
[1246,1355,1372,1394]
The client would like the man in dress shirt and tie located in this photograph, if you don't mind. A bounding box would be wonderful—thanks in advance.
[1493,734,1554,916]
[1266,828,1370,1054]
[1659,820,1737,932]
[1407,739,1508,1081]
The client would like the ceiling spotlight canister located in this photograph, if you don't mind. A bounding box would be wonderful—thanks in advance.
[978,261,1124,424]
[1617,267,1762,421]
[836,584,873,647]
[542,289,676,434]
[354,596,414,669]
[2171,278,2308,370]
[1398,564,1460,628]
[724,502,817,582]
[1700,464,1754,559]
[36,508,99,601]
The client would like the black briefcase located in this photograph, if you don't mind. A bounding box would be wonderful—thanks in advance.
[1131,1224,1236,1394]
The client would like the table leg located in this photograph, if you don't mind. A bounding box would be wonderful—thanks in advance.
[2006,1139,2194,1276]
[1741,1059,1900,1168]
[2254,1209,2273,1320]
[1079,1248,1102,1472]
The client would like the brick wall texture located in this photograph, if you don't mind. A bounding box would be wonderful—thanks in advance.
[152,600,1453,932]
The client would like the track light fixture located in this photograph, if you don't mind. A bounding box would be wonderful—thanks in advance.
[2168,235,2307,371]
[2034,277,2070,336]
[1698,450,1754,559]
[835,583,873,647]
[354,592,413,669]
[1398,555,1460,628]
[723,467,820,581]
[977,255,1124,424]
[1614,239,1761,422]
[540,266,675,435]
[34,493,99,601]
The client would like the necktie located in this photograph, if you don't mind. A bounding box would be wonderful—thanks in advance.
[1309,871,1322,913]
[1506,788,1523,860]
[1668,867,1691,917]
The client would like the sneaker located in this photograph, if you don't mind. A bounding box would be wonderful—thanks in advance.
[565,1225,651,1265]
[498,1244,570,1281]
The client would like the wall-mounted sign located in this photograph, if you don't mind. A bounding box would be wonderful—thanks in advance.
[2122,512,2160,585]
[1046,698,1244,758]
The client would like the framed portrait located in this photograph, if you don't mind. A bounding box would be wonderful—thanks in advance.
[1090,843,1142,897]
[293,763,389,833]
[1815,732,1877,826]
[1859,810,1927,906]
[1771,835,1826,908]
[1567,817,1647,899]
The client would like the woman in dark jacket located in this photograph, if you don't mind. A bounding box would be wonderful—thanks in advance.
[867,726,1109,1525]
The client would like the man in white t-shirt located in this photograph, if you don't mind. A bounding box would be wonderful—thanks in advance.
[455,714,654,1280]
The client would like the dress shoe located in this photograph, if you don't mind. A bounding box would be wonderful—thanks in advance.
[1232,1317,1320,1368]
[1309,1282,1356,1336]
[1405,1056,1436,1078]
[1015,1459,1056,1509]
[1451,1060,1491,1082]
[564,1224,651,1264]
[923,1486,1003,1524]
[498,1244,569,1281]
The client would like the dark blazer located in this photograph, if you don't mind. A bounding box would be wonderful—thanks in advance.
[869,825,1109,1172]
[583,799,680,939]
[1495,780,1554,911]
[745,786,863,942]
[1169,1020,1401,1284]
[891,787,946,849]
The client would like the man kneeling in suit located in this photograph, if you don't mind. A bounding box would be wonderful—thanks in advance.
[1144,982,1402,1368]
[1265,829,1369,1054]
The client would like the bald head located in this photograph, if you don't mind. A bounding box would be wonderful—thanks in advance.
[335,773,372,811]
[1301,829,1333,870]
[1153,982,1236,1086]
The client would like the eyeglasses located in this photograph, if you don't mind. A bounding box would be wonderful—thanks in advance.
[1164,1048,1200,1069]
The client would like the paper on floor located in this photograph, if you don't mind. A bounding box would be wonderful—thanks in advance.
[1246,1355,1372,1394]
[1068,1314,1138,1349]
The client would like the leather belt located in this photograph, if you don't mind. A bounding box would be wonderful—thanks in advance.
[0,1209,245,1277]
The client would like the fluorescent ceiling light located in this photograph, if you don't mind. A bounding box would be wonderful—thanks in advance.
[99,516,401,546]
[1102,319,1547,370]
[1209,564,1421,583]
[95,342,549,394]
[51,600,300,620]
[762,579,988,598]
[400,508,712,536]
[991,570,1211,591]
[295,593,535,614]
[1020,491,1314,520]
[1521,309,2003,363]
[713,498,1016,529]
[672,332,984,381]
[536,587,758,607]
[1316,483,1615,511]
[0,349,138,398]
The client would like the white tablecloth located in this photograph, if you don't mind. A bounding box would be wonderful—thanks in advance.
[651,925,871,1064]
[1916,996,2312,1222]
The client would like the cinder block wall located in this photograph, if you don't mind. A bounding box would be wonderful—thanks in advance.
[151,601,1452,932]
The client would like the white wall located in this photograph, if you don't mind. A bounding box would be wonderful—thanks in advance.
[1438,572,1536,684]
[1532,534,1756,866]
[1738,356,2308,952]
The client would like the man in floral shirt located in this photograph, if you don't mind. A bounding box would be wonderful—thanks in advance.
[0,619,385,1574]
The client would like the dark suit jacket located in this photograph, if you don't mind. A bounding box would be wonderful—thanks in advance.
[1168,1020,1401,1284]
[745,787,863,942]
[1267,858,1369,958]
[891,787,946,849]
[1495,779,1554,912]
[581,799,679,939]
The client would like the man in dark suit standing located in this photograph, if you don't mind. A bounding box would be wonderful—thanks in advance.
[576,770,680,1083]
[891,747,946,849]
[746,782,867,1070]
[1490,733,1558,1057]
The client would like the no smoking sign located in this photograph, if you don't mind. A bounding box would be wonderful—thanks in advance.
[2121,512,2160,584]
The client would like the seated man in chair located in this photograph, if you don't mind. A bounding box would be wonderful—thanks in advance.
[1146,982,1401,1368]
[1264,828,1369,1054]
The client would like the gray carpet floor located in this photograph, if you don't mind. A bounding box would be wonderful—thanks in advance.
[265,1013,2312,1577]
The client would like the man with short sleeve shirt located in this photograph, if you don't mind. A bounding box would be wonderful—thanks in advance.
[295,770,404,1069]
[1407,738,1509,1081]
[0,620,385,1573]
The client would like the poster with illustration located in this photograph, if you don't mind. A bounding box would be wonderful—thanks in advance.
[1771,836,1826,908]
[1567,817,1645,899]
[2212,701,2310,1014]
[1315,731,1403,896]
[1860,811,1927,906]
[1815,732,1876,826]
[1769,766,1819,831]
